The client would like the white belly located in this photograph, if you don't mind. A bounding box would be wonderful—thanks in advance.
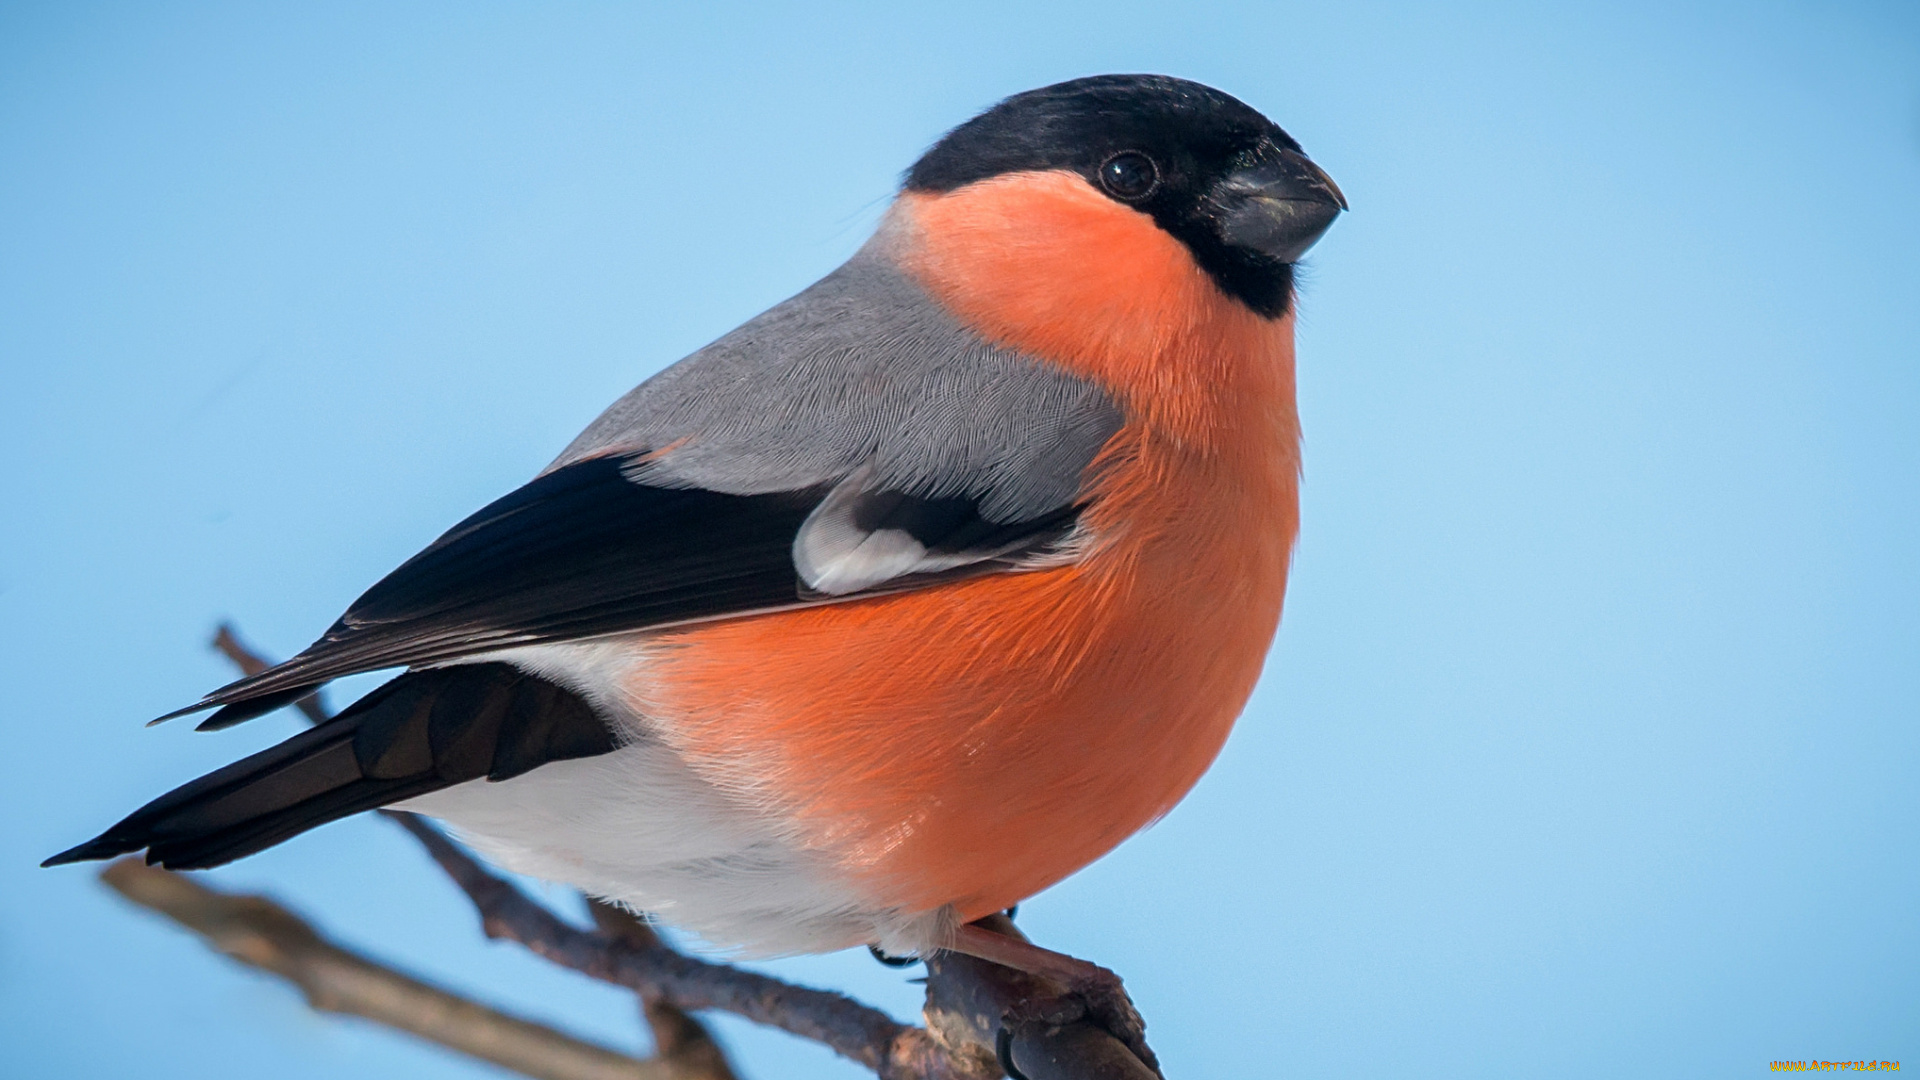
[396,640,948,957]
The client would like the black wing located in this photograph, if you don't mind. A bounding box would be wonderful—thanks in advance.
[165,453,1085,728]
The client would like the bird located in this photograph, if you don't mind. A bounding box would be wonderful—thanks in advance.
[48,74,1343,991]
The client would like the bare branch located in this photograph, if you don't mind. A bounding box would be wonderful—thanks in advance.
[207,625,941,1076]
[195,622,1162,1080]
[590,900,741,1080]
[387,812,971,1080]
[210,624,751,1077]
[100,858,679,1080]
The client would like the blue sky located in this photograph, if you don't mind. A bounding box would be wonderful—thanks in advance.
[3,2,1916,1077]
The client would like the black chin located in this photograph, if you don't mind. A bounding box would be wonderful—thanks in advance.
[1163,229,1296,318]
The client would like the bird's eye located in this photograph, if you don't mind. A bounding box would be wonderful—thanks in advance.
[1098,151,1159,201]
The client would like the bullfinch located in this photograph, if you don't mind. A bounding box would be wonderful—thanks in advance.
[48,75,1344,983]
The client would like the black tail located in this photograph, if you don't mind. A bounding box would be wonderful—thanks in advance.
[45,663,617,871]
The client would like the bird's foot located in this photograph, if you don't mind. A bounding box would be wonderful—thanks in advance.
[949,919,1159,1077]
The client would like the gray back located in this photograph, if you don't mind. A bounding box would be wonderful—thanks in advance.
[553,234,1124,525]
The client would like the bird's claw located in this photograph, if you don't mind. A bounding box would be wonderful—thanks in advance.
[1064,966,1157,1075]
[999,964,1160,1078]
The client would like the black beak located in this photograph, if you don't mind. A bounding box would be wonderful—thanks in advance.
[1212,147,1347,264]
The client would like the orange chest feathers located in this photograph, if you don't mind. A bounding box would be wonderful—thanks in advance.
[639,173,1302,919]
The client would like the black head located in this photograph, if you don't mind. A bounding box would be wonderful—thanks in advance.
[906,74,1345,318]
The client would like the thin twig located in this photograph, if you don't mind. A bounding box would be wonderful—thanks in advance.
[388,812,968,1080]
[216,625,929,1075]
[214,623,750,1076]
[100,858,677,1080]
[202,622,1160,1079]
[591,900,741,1080]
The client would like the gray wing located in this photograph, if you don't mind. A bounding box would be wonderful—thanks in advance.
[159,237,1123,726]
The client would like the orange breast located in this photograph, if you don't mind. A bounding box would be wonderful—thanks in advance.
[636,172,1302,921]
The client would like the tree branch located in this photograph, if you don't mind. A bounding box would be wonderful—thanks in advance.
[590,900,742,1080]
[387,811,967,1079]
[211,623,743,1080]
[180,623,1161,1080]
[100,858,678,1080]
